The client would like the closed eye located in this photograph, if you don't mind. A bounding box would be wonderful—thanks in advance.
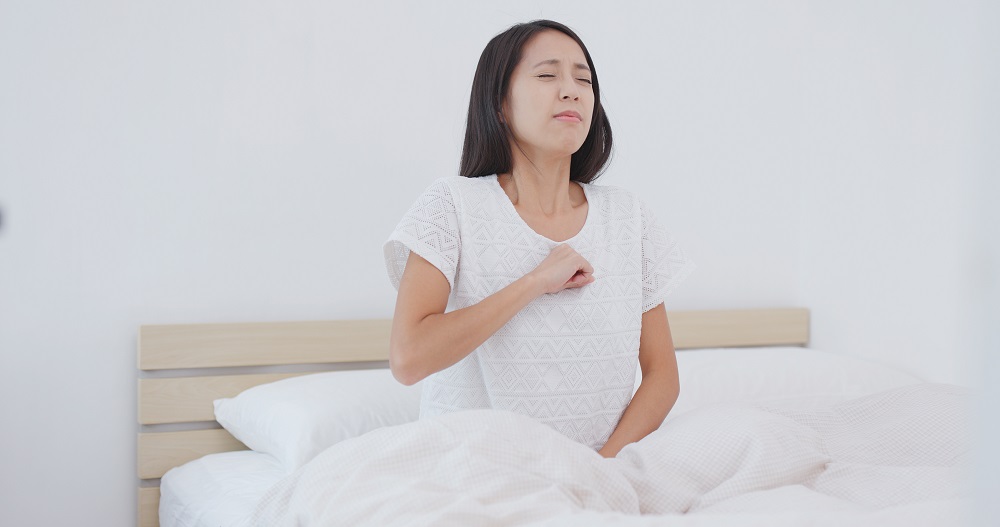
[538,74,593,84]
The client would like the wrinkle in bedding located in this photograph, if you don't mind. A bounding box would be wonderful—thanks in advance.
[250,383,974,527]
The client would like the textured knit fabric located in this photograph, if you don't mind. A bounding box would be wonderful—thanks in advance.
[383,174,696,450]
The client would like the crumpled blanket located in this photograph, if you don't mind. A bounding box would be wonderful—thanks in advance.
[250,383,974,527]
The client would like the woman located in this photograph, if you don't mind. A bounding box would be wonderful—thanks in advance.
[383,20,696,458]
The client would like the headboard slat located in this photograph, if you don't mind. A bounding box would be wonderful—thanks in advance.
[137,429,247,480]
[138,487,159,527]
[139,372,312,425]
[669,308,809,348]
[139,319,393,370]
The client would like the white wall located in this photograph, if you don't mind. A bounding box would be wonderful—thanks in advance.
[795,2,986,384]
[0,1,991,525]
[971,3,1000,525]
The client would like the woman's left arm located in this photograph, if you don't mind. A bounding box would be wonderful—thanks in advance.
[598,302,679,458]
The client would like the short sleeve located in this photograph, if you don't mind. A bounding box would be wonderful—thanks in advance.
[383,178,461,292]
[640,197,696,312]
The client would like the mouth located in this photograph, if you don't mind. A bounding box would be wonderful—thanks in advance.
[554,111,582,122]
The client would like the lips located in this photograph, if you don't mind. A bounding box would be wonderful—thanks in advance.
[554,110,582,121]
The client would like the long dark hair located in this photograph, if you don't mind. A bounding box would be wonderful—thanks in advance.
[459,20,613,184]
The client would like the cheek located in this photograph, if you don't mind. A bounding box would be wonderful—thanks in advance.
[511,101,547,131]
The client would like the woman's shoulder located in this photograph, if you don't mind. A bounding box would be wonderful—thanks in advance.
[407,176,498,221]
[581,180,641,210]
[423,174,495,195]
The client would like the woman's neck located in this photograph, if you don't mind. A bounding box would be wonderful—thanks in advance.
[500,151,580,217]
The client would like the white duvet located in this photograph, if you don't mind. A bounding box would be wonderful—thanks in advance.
[250,383,974,526]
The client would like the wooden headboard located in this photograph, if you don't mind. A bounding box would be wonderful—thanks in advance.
[136,307,809,526]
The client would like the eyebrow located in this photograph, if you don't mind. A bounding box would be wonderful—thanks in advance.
[532,58,591,72]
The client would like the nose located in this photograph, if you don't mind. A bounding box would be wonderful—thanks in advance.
[559,74,580,101]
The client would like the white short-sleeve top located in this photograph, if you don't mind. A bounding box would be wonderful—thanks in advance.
[383,174,696,450]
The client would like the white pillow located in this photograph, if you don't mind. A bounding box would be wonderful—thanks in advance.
[213,368,421,473]
[632,346,925,420]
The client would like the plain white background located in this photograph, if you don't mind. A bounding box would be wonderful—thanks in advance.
[0,1,995,525]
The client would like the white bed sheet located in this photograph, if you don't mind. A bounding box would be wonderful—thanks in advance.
[159,449,286,527]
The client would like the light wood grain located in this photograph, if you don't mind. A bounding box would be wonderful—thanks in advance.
[138,487,159,527]
[137,310,807,371]
[139,372,311,425]
[138,319,392,370]
[137,429,247,480]
[670,307,809,348]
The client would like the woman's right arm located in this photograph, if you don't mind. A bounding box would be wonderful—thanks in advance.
[389,244,595,385]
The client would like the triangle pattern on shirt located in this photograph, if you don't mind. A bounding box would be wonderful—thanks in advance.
[384,175,695,450]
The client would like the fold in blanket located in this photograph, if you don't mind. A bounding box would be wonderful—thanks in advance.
[251,383,974,527]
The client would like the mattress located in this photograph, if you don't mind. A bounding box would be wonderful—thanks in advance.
[159,449,286,527]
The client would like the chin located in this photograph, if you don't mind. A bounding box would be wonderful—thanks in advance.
[525,134,587,158]
[542,137,586,155]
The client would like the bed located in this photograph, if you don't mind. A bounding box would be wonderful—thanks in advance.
[135,307,975,527]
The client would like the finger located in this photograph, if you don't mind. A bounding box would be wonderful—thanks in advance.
[566,272,593,287]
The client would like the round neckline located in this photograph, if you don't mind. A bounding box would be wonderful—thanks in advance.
[489,173,593,244]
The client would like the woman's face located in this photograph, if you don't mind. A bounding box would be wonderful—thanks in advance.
[501,30,595,160]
